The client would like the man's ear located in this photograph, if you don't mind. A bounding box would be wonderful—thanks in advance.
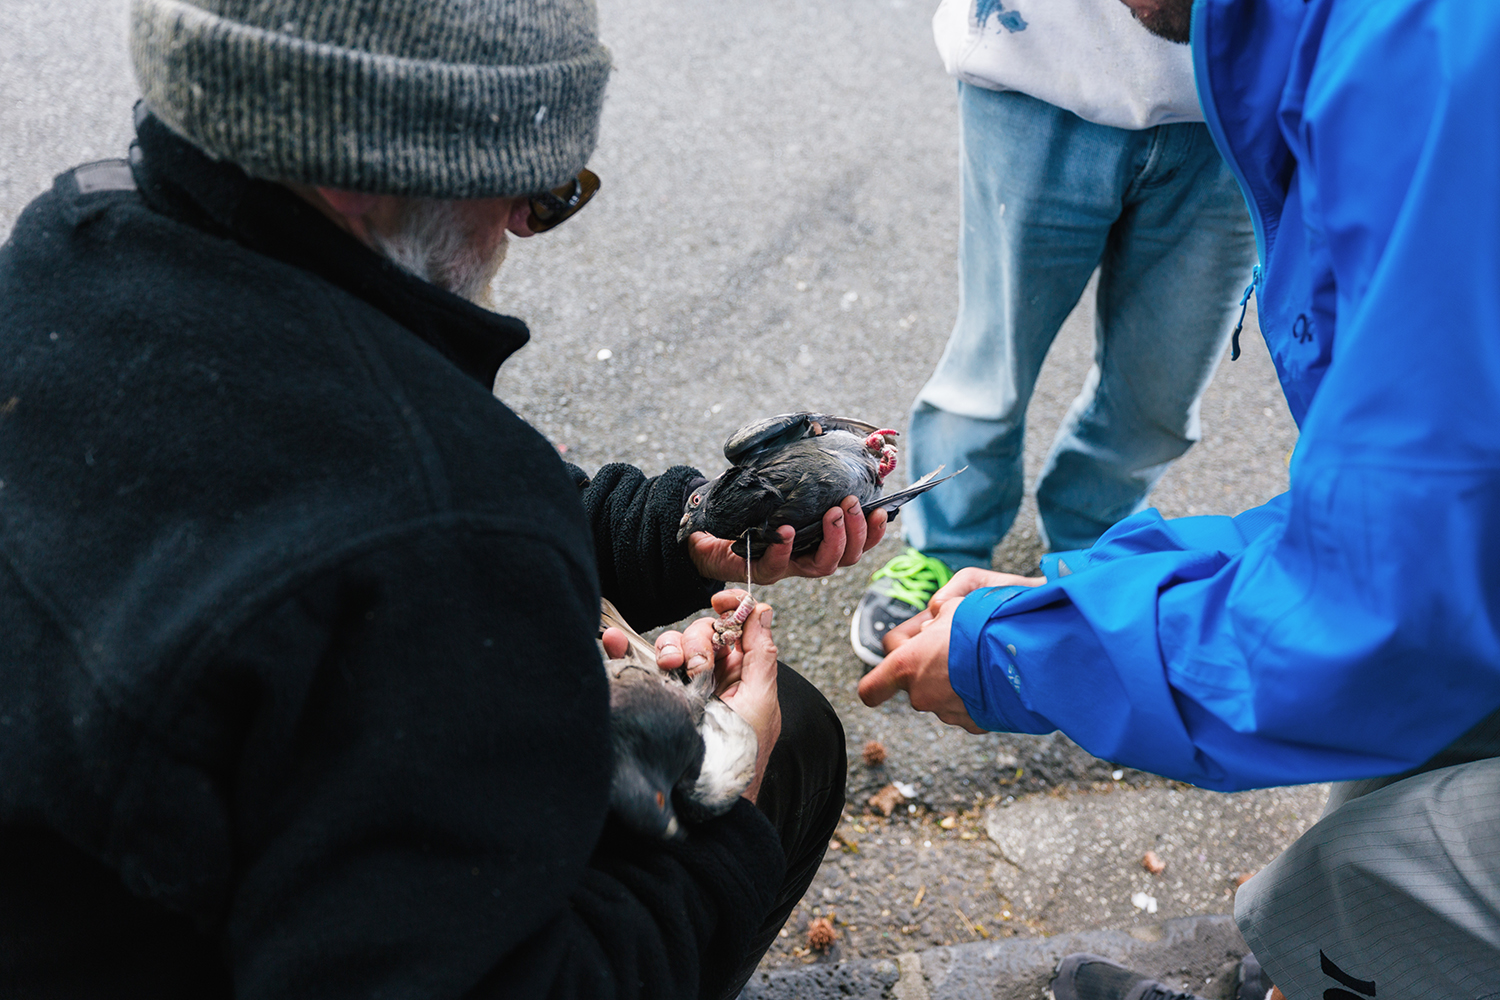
[315,188,381,219]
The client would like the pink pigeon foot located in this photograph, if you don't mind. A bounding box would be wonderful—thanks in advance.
[864,429,900,482]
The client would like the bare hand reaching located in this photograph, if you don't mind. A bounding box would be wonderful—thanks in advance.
[857,568,1043,733]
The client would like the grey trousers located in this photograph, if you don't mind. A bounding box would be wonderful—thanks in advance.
[1236,711,1500,1000]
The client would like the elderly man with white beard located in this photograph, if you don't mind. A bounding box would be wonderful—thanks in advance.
[0,2,886,997]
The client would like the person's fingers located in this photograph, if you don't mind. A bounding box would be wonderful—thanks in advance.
[653,629,685,671]
[883,606,934,652]
[857,645,909,707]
[790,505,845,578]
[719,606,774,702]
[735,604,778,692]
[838,497,867,567]
[750,528,794,584]
[859,599,979,732]
[863,507,888,552]
[936,709,986,735]
[721,604,782,793]
[600,627,629,659]
[679,622,739,685]
[928,568,1046,616]
[861,643,983,730]
[674,589,751,684]
[929,567,1003,605]
[678,616,722,677]
[711,588,749,613]
[909,683,983,733]
[690,505,891,584]
[928,567,1014,612]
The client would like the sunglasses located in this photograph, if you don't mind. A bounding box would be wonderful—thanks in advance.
[526,168,600,233]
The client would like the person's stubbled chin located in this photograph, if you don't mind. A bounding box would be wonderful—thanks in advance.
[1118,0,1192,43]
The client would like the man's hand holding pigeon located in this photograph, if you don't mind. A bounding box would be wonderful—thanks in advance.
[686,496,888,585]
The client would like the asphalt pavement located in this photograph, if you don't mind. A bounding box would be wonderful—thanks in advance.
[2,0,1307,995]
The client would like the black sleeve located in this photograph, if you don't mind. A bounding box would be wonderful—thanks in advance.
[476,803,783,999]
[192,524,782,999]
[566,462,720,629]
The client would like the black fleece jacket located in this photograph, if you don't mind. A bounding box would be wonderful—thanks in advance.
[0,115,781,999]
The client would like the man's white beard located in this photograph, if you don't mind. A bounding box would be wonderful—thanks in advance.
[370,199,508,309]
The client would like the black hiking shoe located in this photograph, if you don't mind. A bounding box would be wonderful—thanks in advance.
[1050,954,1208,1000]
[1237,952,1274,1000]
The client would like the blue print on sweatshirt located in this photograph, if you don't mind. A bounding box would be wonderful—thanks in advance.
[975,0,1028,32]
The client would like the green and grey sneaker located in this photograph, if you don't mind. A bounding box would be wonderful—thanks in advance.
[849,548,953,668]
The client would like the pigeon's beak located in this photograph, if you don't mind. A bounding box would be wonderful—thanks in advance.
[676,510,693,543]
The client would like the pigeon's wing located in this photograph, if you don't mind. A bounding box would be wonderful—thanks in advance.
[722,412,821,464]
[600,598,659,670]
[722,412,882,465]
[725,461,832,559]
[776,466,966,557]
[870,465,967,516]
[678,697,758,819]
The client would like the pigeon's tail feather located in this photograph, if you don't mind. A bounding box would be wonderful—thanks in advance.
[600,598,660,669]
[872,465,966,515]
[678,698,758,821]
[767,466,967,558]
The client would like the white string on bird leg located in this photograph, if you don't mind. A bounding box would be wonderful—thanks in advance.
[711,529,756,650]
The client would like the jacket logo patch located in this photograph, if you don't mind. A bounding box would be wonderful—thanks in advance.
[974,0,1027,32]
[1293,314,1314,344]
[1320,950,1376,1000]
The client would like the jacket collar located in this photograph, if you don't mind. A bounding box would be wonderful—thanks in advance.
[128,110,530,389]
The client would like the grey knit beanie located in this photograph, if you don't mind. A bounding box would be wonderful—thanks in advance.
[129,0,611,198]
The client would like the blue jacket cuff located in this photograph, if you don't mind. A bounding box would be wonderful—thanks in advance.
[949,586,1056,734]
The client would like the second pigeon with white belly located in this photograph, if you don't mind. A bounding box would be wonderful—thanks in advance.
[599,599,759,839]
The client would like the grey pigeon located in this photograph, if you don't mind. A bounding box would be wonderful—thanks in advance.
[677,412,964,559]
[599,599,758,839]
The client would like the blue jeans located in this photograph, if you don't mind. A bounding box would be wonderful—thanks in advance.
[903,83,1258,565]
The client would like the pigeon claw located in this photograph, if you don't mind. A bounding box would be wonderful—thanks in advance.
[865,429,900,483]
[711,592,757,650]
[711,619,741,650]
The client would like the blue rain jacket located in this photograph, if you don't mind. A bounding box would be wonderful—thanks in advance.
[948,0,1500,791]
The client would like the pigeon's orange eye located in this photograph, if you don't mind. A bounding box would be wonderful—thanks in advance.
[655,791,666,808]
[689,494,701,506]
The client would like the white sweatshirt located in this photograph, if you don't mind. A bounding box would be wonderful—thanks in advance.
[932,0,1202,129]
